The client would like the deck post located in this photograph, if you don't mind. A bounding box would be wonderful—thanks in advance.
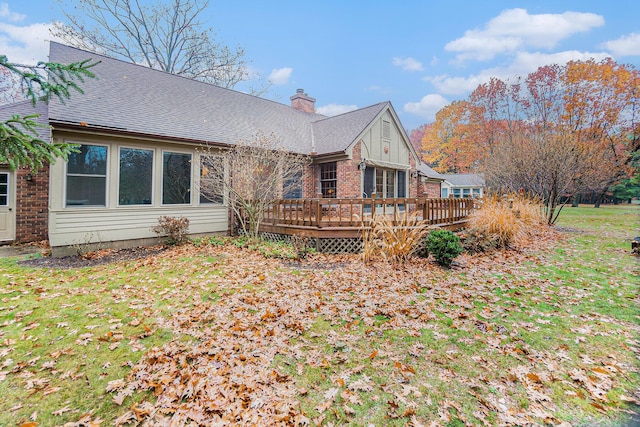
[314,196,322,226]
[424,199,429,223]
[371,193,376,217]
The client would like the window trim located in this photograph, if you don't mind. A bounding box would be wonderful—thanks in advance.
[117,146,155,207]
[319,162,337,198]
[64,142,109,208]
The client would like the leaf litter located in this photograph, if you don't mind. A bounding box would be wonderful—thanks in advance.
[1,222,639,426]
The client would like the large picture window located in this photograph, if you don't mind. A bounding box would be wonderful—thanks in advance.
[66,144,108,206]
[119,148,153,205]
[199,155,224,204]
[320,162,337,198]
[163,152,192,204]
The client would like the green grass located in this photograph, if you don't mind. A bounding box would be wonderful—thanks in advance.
[0,206,638,425]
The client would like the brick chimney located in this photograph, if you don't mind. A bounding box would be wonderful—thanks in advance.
[290,88,316,113]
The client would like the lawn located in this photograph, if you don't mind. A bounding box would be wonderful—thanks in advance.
[0,204,638,426]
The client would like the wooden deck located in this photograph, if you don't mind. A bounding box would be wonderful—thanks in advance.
[257,197,476,239]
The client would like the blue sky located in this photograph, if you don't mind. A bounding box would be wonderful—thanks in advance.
[1,0,639,132]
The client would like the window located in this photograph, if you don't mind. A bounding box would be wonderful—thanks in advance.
[283,167,303,199]
[397,171,406,198]
[462,188,471,198]
[452,188,461,198]
[199,155,224,204]
[163,151,192,204]
[372,168,406,198]
[375,169,384,196]
[385,170,395,198]
[66,144,107,206]
[441,188,449,198]
[472,188,481,198]
[363,168,375,197]
[320,162,337,198]
[119,148,153,205]
[0,173,8,206]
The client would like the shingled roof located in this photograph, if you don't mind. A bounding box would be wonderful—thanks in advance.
[46,42,397,156]
[0,100,50,143]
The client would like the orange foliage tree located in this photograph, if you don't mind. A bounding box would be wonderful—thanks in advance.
[418,58,639,223]
[421,100,483,173]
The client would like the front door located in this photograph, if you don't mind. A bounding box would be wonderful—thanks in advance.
[0,170,15,242]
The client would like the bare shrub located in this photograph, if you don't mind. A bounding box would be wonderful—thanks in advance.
[152,216,190,245]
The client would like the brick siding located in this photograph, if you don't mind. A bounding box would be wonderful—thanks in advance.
[15,166,49,242]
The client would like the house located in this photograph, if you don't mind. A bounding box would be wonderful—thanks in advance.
[416,164,485,199]
[1,42,423,254]
[440,174,485,199]
[416,163,444,198]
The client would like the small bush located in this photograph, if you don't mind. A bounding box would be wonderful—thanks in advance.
[459,229,499,254]
[151,216,190,245]
[425,229,463,267]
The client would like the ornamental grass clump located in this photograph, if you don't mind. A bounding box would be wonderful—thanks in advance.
[362,212,430,265]
[464,194,545,251]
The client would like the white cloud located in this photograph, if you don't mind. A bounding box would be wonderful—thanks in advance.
[0,22,59,64]
[600,33,640,57]
[268,67,293,85]
[0,3,25,22]
[392,56,423,71]
[316,103,358,116]
[403,94,449,121]
[446,8,604,62]
[427,50,612,96]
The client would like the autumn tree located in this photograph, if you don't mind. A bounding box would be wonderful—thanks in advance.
[483,61,638,223]
[562,58,639,206]
[199,132,310,241]
[421,58,638,223]
[0,55,96,171]
[421,100,482,173]
[52,0,252,90]
[409,123,427,156]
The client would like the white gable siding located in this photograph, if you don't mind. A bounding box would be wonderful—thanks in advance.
[358,111,410,166]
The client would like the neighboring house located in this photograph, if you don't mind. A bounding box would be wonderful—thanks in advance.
[1,42,422,254]
[416,163,444,198]
[416,165,485,199]
[440,174,485,199]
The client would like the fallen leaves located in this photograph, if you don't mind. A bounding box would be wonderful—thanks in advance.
[1,220,639,425]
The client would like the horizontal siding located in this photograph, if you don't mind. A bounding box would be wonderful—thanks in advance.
[49,206,228,247]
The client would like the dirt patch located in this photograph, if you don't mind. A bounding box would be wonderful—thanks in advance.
[18,245,168,269]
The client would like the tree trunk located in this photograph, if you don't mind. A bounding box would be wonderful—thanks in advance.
[593,189,607,208]
[571,193,581,207]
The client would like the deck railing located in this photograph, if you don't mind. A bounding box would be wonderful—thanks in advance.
[260,197,476,229]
